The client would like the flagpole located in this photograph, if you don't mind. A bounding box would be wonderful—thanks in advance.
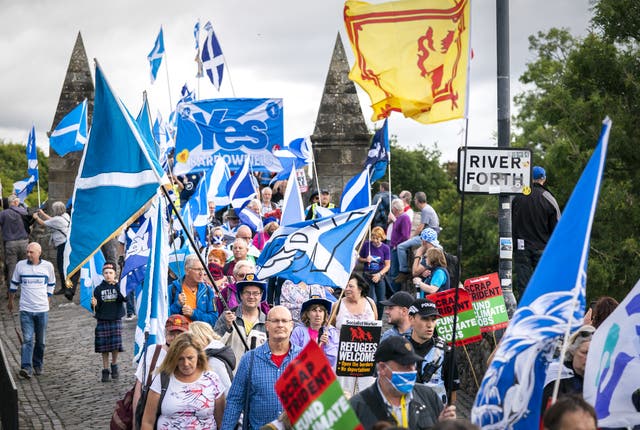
[36,179,41,207]
[163,47,173,112]
[159,186,251,351]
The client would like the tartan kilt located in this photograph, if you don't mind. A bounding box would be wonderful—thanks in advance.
[95,319,124,353]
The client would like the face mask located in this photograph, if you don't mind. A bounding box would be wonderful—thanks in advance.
[384,366,417,394]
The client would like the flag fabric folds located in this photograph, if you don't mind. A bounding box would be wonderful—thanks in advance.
[49,99,88,157]
[133,196,169,362]
[280,166,304,226]
[340,167,371,213]
[13,176,36,202]
[147,27,165,84]
[471,118,612,429]
[182,169,210,248]
[26,125,39,181]
[344,0,471,124]
[364,119,389,183]
[136,94,156,152]
[201,21,225,90]
[193,21,200,50]
[256,205,376,288]
[584,278,640,428]
[79,250,106,313]
[286,136,314,165]
[63,62,166,281]
[207,157,231,211]
[119,213,152,296]
[226,156,256,208]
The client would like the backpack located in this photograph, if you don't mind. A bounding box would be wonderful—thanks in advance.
[205,345,236,381]
[444,252,460,289]
[372,192,397,230]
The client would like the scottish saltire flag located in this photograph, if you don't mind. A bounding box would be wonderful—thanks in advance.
[340,167,371,212]
[287,136,313,165]
[201,21,225,90]
[136,94,156,152]
[472,118,612,429]
[173,98,284,174]
[168,238,191,280]
[584,278,640,428]
[134,196,169,362]
[79,250,105,313]
[182,168,210,248]
[238,205,263,233]
[226,156,256,208]
[193,21,200,50]
[256,205,376,288]
[26,125,39,181]
[147,27,165,84]
[13,176,36,201]
[207,157,231,210]
[364,119,389,183]
[272,150,303,182]
[179,83,196,104]
[64,62,166,281]
[49,99,88,157]
[120,213,152,296]
[280,166,304,226]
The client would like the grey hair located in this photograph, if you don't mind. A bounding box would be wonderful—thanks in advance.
[184,254,201,270]
[391,198,404,211]
[415,191,427,204]
[51,201,67,216]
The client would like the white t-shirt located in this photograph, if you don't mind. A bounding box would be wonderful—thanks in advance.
[11,259,56,312]
[150,370,224,430]
[135,344,167,384]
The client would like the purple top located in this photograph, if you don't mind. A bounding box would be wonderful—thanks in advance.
[359,240,390,273]
[390,212,412,249]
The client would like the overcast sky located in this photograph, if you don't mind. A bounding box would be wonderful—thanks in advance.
[0,0,592,163]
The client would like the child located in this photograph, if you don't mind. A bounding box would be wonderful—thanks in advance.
[91,261,126,382]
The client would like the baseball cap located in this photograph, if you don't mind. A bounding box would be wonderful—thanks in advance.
[533,166,546,180]
[374,336,424,365]
[420,227,441,248]
[165,314,190,332]
[408,298,441,318]
[380,291,414,308]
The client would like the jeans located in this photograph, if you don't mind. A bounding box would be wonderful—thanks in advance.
[389,249,400,293]
[397,236,421,273]
[20,311,48,371]
[364,274,386,318]
[514,248,544,299]
[126,290,136,316]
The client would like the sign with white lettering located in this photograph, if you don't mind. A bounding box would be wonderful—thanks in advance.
[457,147,532,194]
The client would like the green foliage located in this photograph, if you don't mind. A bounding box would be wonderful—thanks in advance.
[0,139,48,207]
[512,11,640,301]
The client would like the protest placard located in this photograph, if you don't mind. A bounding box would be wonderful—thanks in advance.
[464,272,509,333]
[427,288,482,345]
[335,319,382,377]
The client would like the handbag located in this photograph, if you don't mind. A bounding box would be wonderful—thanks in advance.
[134,346,163,428]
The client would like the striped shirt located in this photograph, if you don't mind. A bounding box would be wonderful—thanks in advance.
[10,259,56,312]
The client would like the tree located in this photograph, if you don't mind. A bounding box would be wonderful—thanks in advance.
[0,140,49,207]
[512,14,640,301]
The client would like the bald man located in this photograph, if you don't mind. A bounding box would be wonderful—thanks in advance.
[8,242,56,379]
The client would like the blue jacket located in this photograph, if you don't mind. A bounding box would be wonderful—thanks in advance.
[169,279,219,326]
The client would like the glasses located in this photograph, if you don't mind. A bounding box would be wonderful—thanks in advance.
[267,319,292,324]
[242,291,262,297]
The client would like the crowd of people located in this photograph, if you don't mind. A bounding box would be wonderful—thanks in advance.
[0,165,614,430]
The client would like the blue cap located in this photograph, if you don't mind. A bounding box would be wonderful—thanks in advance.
[420,228,441,248]
[533,166,546,180]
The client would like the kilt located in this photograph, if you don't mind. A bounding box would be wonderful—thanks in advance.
[95,319,124,353]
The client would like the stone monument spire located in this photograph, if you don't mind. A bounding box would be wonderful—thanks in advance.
[311,33,370,203]
[48,32,94,205]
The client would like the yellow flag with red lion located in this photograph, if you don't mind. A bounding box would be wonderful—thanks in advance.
[344,0,470,124]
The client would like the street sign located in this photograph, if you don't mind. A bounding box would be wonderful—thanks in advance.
[457,147,532,194]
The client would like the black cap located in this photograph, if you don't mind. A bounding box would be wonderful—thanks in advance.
[380,291,414,308]
[408,298,441,318]
[375,336,423,365]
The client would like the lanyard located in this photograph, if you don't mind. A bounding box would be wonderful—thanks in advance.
[392,395,408,428]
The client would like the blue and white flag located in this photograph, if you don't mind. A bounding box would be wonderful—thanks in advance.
[26,125,38,181]
[13,176,36,202]
[287,136,313,165]
[364,119,389,183]
[179,83,196,104]
[134,196,169,362]
[271,150,302,182]
[49,99,88,157]
[256,205,376,288]
[136,94,156,152]
[472,118,612,430]
[584,278,640,429]
[64,62,167,281]
[168,237,191,280]
[147,27,165,84]
[193,21,201,50]
[182,168,210,248]
[120,213,152,296]
[201,21,224,90]
[173,98,284,174]
[340,166,371,212]
[280,166,304,226]
[226,156,256,208]
[238,205,263,233]
[79,250,105,313]
[207,157,231,210]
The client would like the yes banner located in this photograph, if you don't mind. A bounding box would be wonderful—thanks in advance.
[276,341,364,430]
[427,288,482,346]
[464,272,509,333]
[174,98,284,175]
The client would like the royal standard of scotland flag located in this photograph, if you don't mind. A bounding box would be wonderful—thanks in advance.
[364,119,389,183]
[49,99,88,157]
[64,62,167,281]
[472,118,612,429]
[173,98,283,174]
[201,21,225,90]
[256,205,376,288]
[148,27,165,84]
